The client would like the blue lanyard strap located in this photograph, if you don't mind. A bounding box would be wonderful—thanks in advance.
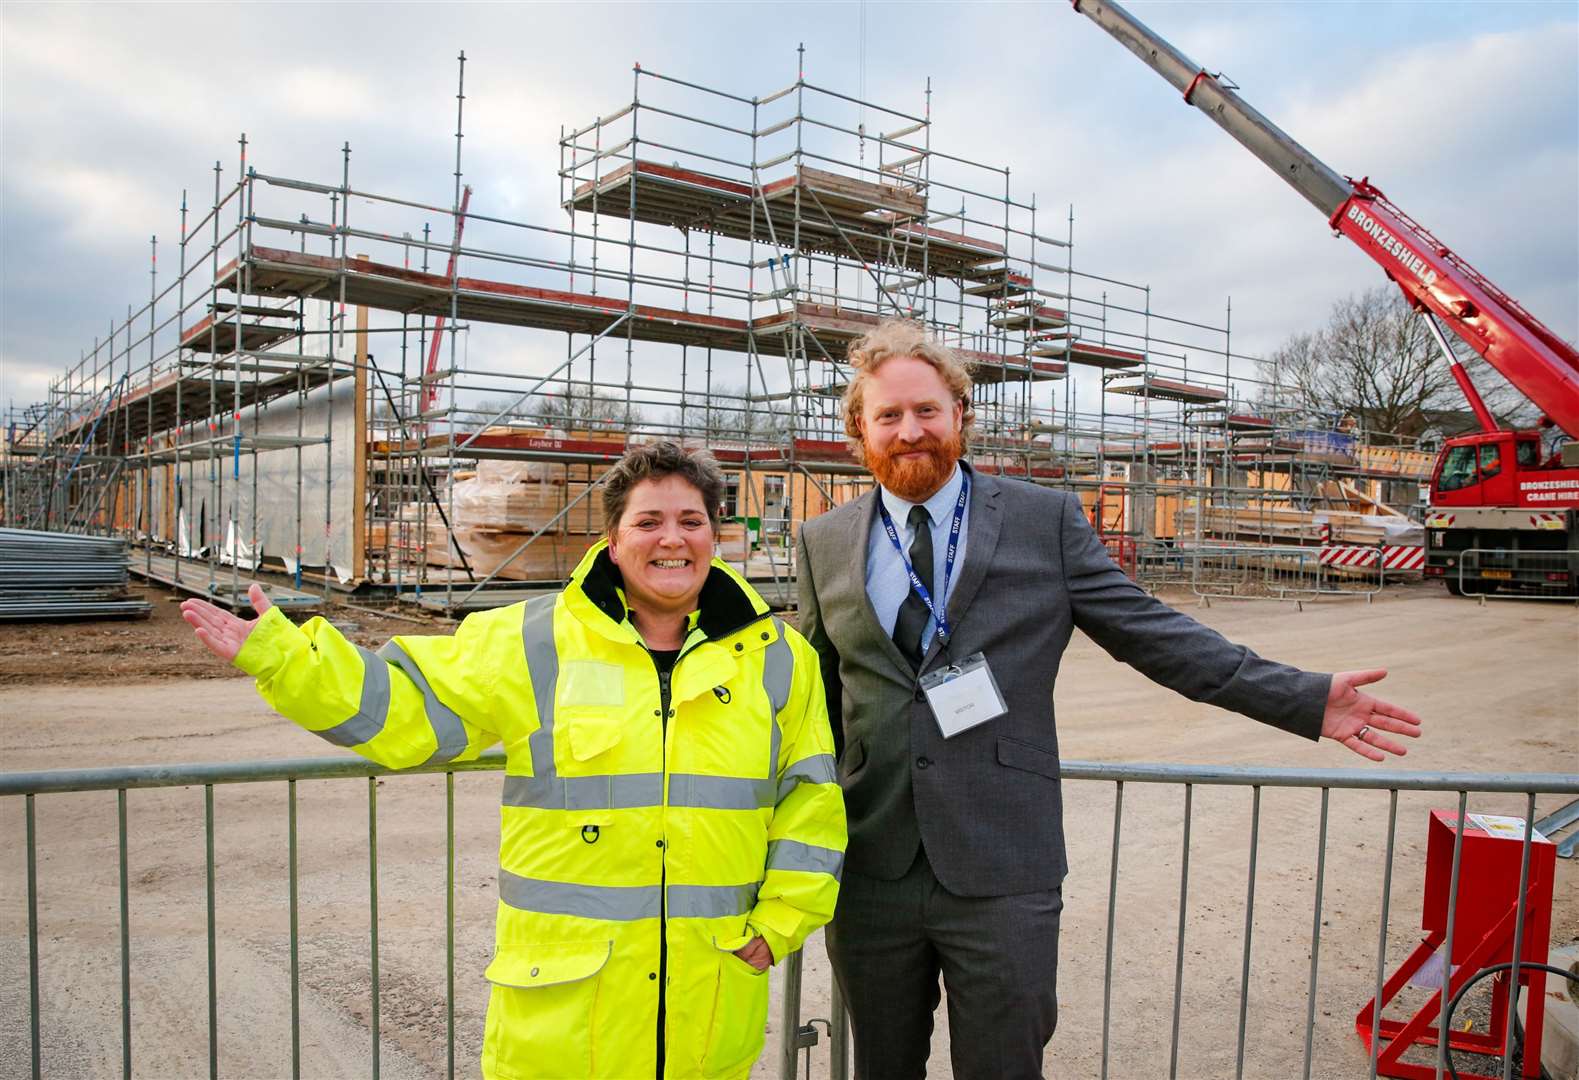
[878,472,969,643]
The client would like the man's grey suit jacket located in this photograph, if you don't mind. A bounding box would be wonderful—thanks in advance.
[796,465,1331,898]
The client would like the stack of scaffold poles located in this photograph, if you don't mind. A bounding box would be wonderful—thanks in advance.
[0,528,153,621]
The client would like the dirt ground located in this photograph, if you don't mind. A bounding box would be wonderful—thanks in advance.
[1,582,1575,1079]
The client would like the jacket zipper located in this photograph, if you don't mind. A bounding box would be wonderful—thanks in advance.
[653,651,675,1080]
[644,624,757,1076]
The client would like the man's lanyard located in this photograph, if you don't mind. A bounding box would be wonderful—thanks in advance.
[878,472,969,644]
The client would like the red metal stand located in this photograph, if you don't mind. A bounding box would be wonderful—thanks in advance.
[1356,811,1556,1079]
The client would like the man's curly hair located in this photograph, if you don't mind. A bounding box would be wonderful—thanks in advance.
[841,319,975,463]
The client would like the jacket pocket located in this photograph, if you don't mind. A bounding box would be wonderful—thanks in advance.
[562,706,624,762]
[996,735,1061,781]
[700,936,770,1075]
[559,660,625,707]
[482,941,612,1079]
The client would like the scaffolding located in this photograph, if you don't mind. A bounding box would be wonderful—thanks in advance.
[1,56,1438,614]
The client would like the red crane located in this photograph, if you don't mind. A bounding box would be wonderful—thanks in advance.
[1073,0,1579,595]
[423,184,473,413]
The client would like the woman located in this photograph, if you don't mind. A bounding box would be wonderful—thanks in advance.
[182,441,846,1080]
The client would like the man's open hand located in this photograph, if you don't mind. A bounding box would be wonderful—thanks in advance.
[180,584,273,663]
[1321,669,1422,762]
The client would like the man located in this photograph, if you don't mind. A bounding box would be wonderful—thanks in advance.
[796,320,1422,1080]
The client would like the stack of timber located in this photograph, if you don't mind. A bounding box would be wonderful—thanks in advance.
[1176,496,1423,547]
[394,459,603,581]
[716,520,752,565]
[1354,445,1435,479]
[715,520,801,578]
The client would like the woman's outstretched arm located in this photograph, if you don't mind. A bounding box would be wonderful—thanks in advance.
[182,585,506,769]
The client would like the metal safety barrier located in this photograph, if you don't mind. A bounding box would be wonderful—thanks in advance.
[1100,536,1139,580]
[4,757,1576,1080]
[1184,542,1384,607]
[1456,547,1579,604]
[1134,539,1196,590]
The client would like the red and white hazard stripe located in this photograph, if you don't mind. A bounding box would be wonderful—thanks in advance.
[1318,544,1425,571]
[1383,545,1425,570]
[1319,546,1378,567]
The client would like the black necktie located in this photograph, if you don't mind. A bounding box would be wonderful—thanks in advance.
[893,504,935,670]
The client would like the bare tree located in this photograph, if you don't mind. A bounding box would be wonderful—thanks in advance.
[1258,286,1531,438]
[673,384,792,442]
[533,389,641,432]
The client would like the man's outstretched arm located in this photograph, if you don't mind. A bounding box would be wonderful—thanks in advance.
[1058,496,1421,759]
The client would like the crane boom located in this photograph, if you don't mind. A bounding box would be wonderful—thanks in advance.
[1071,0,1579,438]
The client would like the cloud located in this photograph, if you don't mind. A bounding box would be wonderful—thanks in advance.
[2,0,1574,426]
[1003,11,1578,375]
[0,353,65,416]
[9,164,173,250]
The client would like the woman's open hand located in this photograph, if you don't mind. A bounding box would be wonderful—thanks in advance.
[733,935,772,972]
[180,584,274,663]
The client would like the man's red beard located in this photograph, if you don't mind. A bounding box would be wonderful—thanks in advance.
[865,432,964,501]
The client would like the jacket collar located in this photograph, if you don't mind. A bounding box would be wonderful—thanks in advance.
[564,538,771,645]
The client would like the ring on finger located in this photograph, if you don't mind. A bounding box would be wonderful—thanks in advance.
[1356,725,1372,740]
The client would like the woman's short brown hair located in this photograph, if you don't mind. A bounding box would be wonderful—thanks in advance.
[842,319,975,462]
[602,440,726,535]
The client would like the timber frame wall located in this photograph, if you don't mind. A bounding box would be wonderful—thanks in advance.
[1,56,1436,613]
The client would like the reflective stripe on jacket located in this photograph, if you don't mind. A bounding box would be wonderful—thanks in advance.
[235,540,846,1079]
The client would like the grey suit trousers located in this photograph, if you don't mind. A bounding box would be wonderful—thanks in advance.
[825,848,1063,1080]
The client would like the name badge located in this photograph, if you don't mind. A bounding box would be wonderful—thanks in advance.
[918,652,1007,739]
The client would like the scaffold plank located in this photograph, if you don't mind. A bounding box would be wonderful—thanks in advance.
[55,362,349,449]
[966,355,1067,384]
[1066,342,1145,369]
[711,438,857,471]
[989,305,1068,331]
[1106,375,1227,405]
[210,301,303,319]
[402,432,629,464]
[566,162,871,258]
[564,159,1002,275]
[888,222,1005,271]
[568,160,751,230]
[179,315,299,354]
[761,165,926,220]
[1098,441,1199,460]
[220,246,775,354]
[223,247,973,362]
[754,302,881,348]
[975,462,1068,480]
[128,553,322,612]
[961,271,1033,297]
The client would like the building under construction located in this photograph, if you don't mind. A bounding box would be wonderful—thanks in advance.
[0,59,1437,614]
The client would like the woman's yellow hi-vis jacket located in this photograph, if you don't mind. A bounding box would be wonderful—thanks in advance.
[235,541,846,1079]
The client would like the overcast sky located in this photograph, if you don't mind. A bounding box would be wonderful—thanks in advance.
[3,1,1576,417]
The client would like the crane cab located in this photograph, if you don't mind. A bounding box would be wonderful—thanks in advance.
[1428,431,1539,507]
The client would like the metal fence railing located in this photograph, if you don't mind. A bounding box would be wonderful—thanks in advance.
[1457,548,1579,603]
[4,757,1575,1080]
[1182,543,1384,608]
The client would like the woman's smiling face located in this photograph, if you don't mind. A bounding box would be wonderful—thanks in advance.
[608,474,714,618]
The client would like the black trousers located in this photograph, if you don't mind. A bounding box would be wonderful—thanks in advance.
[824,847,1063,1080]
